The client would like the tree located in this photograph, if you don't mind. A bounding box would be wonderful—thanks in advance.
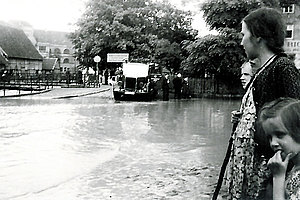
[279,0,300,7]
[181,28,245,87]
[182,0,283,93]
[69,0,197,73]
[202,0,260,31]
[202,0,283,31]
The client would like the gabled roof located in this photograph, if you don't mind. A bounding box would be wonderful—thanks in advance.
[34,30,72,46]
[0,24,43,60]
[42,58,57,70]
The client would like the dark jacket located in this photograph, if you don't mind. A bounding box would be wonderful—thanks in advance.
[253,54,300,112]
[253,54,300,158]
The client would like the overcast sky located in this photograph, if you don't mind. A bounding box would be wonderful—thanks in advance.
[0,0,213,36]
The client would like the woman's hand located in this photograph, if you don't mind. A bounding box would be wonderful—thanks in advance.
[267,151,292,177]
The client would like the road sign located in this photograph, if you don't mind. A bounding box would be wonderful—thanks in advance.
[107,53,129,63]
[93,55,101,62]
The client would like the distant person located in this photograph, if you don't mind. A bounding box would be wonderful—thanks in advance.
[182,77,191,99]
[161,73,170,101]
[66,68,71,85]
[104,69,109,85]
[173,73,182,99]
[149,78,158,99]
[77,70,83,84]
[221,7,300,200]
[258,97,300,200]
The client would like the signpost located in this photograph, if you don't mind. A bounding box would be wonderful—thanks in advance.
[107,53,129,63]
[93,55,101,87]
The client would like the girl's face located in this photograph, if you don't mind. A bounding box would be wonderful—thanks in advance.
[240,21,259,60]
[262,117,300,160]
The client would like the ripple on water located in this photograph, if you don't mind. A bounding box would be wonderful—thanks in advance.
[0,98,240,200]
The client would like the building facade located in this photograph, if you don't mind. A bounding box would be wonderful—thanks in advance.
[0,24,43,76]
[33,30,77,74]
[282,3,300,69]
[33,30,77,73]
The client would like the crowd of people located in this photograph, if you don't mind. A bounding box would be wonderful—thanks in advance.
[212,7,300,200]
[161,72,191,101]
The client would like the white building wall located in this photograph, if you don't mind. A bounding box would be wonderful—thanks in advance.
[283,3,300,69]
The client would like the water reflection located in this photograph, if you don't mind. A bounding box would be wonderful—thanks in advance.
[0,97,240,200]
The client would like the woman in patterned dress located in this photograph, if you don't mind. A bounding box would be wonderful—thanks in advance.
[258,98,300,200]
[224,7,300,200]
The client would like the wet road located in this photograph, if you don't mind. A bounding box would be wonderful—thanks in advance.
[0,90,240,199]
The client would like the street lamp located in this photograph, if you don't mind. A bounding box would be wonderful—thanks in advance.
[93,55,101,87]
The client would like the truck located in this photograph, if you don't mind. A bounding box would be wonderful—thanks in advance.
[113,62,159,101]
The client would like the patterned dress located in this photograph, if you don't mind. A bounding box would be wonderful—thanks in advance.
[286,168,300,200]
[224,86,270,200]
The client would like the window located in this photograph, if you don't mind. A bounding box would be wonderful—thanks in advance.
[39,46,46,52]
[63,58,69,63]
[63,49,70,54]
[282,4,294,13]
[286,25,294,39]
[54,48,61,55]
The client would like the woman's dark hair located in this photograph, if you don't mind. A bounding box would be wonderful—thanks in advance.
[243,7,286,54]
[258,97,300,143]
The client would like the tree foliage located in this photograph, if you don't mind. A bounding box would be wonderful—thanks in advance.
[182,0,285,91]
[202,0,260,31]
[202,0,284,31]
[69,0,197,72]
[181,28,246,86]
[279,0,300,7]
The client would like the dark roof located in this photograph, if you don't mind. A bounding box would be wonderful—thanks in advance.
[42,58,57,70]
[34,30,72,46]
[0,25,43,60]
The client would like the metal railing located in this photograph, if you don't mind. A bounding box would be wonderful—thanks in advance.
[0,72,101,96]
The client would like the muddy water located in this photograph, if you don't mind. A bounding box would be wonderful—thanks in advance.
[0,95,240,200]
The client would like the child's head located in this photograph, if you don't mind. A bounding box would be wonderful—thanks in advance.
[258,98,300,157]
[259,98,300,143]
[240,62,253,89]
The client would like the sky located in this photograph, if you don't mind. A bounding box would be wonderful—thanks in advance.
[0,0,86,32]
[0,0,214,36]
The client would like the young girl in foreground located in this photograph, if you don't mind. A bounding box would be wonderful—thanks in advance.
[258,98,300,200]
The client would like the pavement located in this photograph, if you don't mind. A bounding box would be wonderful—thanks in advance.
[0,85,113,99]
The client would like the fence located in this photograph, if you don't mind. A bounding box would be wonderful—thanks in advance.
[188,77,219,96]
[0,72,238,97]
[0,72,101,97]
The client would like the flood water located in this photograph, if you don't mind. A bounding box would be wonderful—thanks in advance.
[0,92,240,200]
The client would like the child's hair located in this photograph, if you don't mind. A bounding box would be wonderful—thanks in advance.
[258,97,300,143]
